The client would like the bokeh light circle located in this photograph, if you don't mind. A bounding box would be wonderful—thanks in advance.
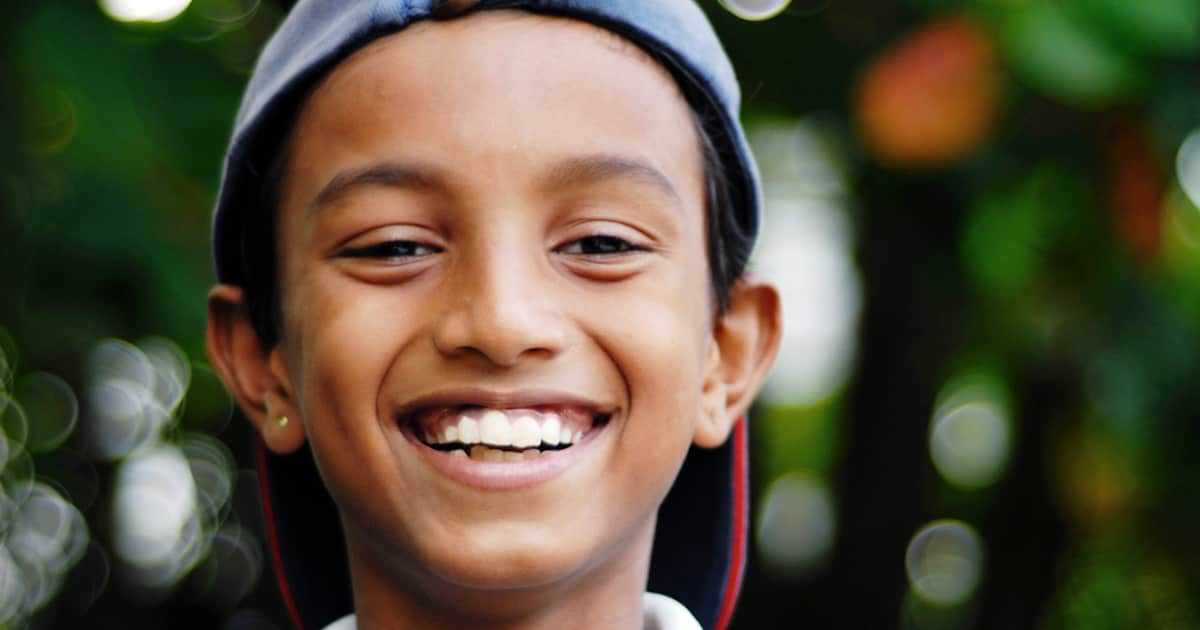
[86,338,184,459]
[0,482,90,621]
[0,490,16,532]
[0,428,9,474]
[196,525,264,611]
[87,380,154,459]
[905,519,985,606]
[89,339,154,388]
[112,444,198,580]
[1176,127,1200,211]
[756,471,836,575]
[15,372,78,453]
[0,346,10,392]
[930,401,1011,489]
[929,373,1012,489]
[69,543,112,617]
[7,482,90,576]
[99,0,191,23]
[719,0,791,21]
[182,432,235,524]
[1,449,34,490]
[0,394,29,454]
[751,120,861,406]
[16,552,52,614]
[142,337,190,417]
[0,545,23,623]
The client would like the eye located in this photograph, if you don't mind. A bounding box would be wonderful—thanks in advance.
[338,240,441,260]
[558,235,647,256]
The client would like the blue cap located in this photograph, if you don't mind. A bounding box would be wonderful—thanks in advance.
[216,2,760,629]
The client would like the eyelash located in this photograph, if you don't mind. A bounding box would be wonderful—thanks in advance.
[557,235,648,256]
[338,241,441,259]
[339,235,646,259]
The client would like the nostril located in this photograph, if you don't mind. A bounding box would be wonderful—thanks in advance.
[431,309,568,367]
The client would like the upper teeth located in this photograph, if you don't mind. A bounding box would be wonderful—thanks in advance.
[421,408,587,449]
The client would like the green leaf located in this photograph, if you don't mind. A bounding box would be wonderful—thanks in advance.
[1082,0,1200,56]
[998,0,1143,106]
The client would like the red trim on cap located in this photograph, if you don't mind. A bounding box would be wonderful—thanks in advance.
[255,440,307,630]
[714,417,748,630]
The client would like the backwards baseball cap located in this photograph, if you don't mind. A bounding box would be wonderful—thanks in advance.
[211,1,762,629]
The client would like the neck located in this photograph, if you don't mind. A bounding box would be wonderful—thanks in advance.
[343,520,656,630]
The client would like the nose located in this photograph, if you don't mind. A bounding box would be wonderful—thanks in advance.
[432,249,569,367]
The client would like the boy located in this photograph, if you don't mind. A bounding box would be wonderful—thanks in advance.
[205,1,781,628]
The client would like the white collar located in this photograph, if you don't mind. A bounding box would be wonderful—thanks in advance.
[323,592,701,630]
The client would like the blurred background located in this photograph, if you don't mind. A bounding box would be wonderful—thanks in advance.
[1,0,1199,627]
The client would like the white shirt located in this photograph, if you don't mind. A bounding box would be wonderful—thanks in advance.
[323,592,701,630]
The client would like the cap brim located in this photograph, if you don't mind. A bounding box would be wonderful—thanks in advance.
[255,417,748,630]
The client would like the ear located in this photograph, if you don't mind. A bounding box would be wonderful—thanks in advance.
[695,274,782,448]
[206,284,306,454]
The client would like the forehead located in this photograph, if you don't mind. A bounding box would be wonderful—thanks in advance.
[315,10,681,107]
[276,8,706,227]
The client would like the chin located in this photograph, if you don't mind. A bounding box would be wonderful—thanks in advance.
[347,509,651,609]
[428,520,609,590]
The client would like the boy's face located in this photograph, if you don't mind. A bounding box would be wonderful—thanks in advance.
[228,9,764,613]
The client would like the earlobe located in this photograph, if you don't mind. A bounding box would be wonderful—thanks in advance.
[694,275,783,448]
[260,381,307,454]
[695,341,731,448]
[206,285,307,454]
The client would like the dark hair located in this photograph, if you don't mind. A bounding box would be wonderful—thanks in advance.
[239,106,751,349]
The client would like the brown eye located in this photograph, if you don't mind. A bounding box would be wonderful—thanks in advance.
[559,235,645,256]
[339,241,441,259]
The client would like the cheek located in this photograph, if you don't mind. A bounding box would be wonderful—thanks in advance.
[589,264,712,434]
[282,269,417,430]
[585,291,709,538]
[281,276,426,515]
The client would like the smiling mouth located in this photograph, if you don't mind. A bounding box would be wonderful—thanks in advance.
[409,406,610,462]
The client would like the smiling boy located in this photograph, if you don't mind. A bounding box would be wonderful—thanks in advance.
[205,1,780,629]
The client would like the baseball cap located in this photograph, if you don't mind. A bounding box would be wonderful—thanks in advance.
[212,1,762,628]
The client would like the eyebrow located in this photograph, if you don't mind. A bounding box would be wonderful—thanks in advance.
[310,162,445,214]
[542,154,682,208]
[309,153,682,214]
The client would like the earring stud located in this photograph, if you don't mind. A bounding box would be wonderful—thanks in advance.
[275,415,289,429]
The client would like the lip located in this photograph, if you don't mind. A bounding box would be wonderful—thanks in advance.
[403,425,605,491]
[393,388,614,491]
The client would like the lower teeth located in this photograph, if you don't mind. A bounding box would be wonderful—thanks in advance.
[466,445,544,461]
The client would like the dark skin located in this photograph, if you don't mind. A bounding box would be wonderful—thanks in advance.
[207,11,781,630]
